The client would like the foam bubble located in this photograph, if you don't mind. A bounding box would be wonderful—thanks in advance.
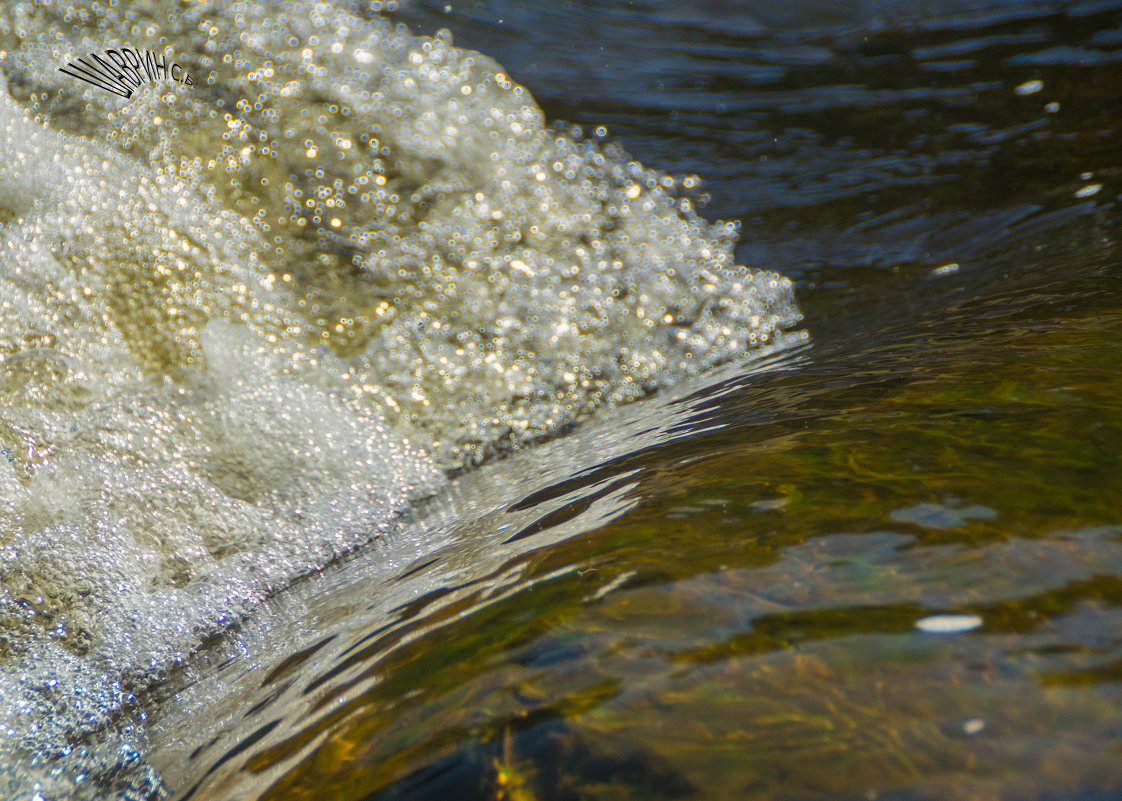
[915,614,984,634]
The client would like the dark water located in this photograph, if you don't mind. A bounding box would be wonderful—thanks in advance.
[145,2,1121,800]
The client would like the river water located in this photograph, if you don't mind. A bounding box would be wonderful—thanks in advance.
[0,0,1120,799]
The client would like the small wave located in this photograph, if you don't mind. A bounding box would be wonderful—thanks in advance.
[0,0,802,796]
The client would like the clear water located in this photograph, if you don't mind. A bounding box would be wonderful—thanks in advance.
[1,0,1121,799]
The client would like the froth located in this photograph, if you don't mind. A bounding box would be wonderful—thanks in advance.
[5,0,801,467]
[0,65,440,798]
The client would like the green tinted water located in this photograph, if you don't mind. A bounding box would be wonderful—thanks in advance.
[230,234,1120,801]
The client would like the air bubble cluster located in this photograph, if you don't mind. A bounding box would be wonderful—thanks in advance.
[3,0,801,468]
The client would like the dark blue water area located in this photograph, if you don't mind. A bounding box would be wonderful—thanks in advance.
[391,0,1121,345]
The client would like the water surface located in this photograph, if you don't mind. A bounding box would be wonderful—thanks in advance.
[3,0,1122,799]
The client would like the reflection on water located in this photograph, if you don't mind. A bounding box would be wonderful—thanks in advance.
[8,0,1122,798]
[155,260,1122,801]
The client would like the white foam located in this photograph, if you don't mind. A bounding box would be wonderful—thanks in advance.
[0,67,440,798]
[915,614,984,634]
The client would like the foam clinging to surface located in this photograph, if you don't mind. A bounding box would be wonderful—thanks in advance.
[5,0,801,467]
[0,63,440,799]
